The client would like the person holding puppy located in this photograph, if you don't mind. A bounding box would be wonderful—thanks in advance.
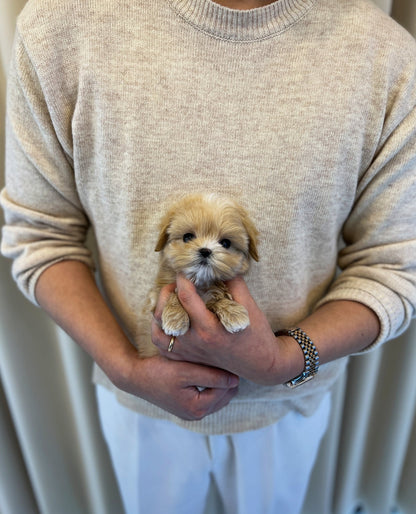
[2,0,416,512]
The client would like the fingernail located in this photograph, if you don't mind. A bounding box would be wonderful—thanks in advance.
[229,375,240,388]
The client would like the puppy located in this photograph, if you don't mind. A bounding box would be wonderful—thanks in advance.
[145,193,259,351]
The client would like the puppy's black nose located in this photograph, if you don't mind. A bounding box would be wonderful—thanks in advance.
[199,248,212,258]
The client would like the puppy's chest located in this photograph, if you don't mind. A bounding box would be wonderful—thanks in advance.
[198,282,232,308]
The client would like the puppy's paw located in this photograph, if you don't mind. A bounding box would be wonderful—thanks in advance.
[162,293,190,336]
[215,301,250,333]
[162,311,190,336]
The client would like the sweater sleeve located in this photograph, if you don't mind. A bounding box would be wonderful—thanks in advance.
[316,59,416,350]
[0,30,94,304]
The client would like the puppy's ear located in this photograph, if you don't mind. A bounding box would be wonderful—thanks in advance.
[240,208,259,262]
[247,227,260,262]
[154,212,172,252]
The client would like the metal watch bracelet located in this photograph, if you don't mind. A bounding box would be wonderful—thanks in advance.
[275,328,320,388]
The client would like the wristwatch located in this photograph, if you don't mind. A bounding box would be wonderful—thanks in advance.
[275,328,320,388]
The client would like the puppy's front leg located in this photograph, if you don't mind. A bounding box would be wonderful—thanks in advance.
[205,286,250,333]
[162,292,190,336]
[211,298,250,333]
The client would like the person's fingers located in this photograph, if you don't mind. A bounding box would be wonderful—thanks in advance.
[196,384,239,416]
[165,360,239,419]
[186,364,239,418]
[151,319,174,352]
[225,275,257,309]
[153,282,176,322]
[133,356,239,420]
[187,364,239,390]
[176,274,217,328]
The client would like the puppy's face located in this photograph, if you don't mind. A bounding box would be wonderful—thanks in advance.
[155,194,259,287]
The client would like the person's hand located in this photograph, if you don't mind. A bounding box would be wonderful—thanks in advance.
[112,348,239,421]
[151,275,303,385]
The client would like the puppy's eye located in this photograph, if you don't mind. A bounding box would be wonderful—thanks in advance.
[220,238,231,249]
[183,233,195,243]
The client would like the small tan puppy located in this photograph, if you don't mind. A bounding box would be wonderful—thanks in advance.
[147,193,259,344]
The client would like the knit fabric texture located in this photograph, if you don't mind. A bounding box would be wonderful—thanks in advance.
[2,0,416,433]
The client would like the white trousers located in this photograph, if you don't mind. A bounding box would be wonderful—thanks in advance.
[96,386,331,514]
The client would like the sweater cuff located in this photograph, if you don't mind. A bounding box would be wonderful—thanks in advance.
[315,284,399,353]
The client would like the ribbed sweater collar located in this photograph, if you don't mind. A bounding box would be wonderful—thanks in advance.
[167,0,316,41]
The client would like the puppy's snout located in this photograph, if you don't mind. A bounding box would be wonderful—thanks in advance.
[199,248,212,259]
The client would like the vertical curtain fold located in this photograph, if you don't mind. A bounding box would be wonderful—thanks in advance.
[0,380,39,514]
[1,1,416,513]
[392,0,416,33]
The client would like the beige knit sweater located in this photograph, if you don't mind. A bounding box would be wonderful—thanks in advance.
[2,0,416,434]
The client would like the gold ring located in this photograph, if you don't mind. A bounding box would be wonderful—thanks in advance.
[167,336,176,352]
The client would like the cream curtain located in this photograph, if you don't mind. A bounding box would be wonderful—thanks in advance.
[1,1,416,513]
